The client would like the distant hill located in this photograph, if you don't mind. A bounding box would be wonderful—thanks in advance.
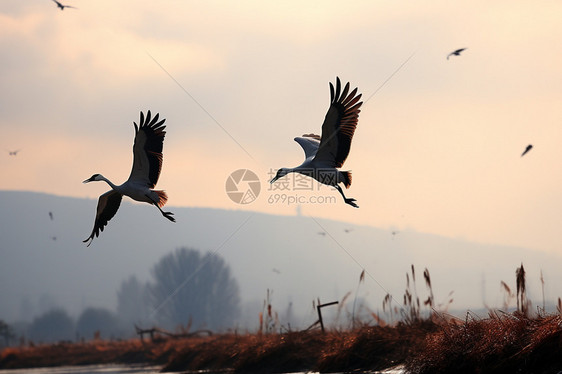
[1,190,561,328]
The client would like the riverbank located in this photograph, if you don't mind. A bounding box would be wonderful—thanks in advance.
[1,313,562,373]
[0,321,435,373]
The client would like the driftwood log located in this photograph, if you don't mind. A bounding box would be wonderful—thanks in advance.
[134,325,212,342]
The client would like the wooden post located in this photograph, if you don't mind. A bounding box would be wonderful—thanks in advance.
[317,301,339,333]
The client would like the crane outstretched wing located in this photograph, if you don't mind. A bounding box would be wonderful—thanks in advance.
[83,190,122,247]
[294,134,320,160]
[127,110,166,188]
[314,77,362,168]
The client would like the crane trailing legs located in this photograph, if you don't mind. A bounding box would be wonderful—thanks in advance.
[270,77,363,208]
[83,110,175,246]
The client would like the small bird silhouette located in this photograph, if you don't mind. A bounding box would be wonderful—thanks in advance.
[447,48,467,60]
[49,211,54,220]
[521,144,533,157]
[318,231,327,236]
[8,149,20,156]
[51,0,77,10]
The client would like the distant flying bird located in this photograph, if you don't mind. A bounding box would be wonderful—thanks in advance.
[447,48,467,60]
[83,111,175,246]
[344,228,353,233]
[8,149,20,156]
[318,231,327,236]
[270,77,363,208]
[48,211,54,221]
[51,0,77,10]
[521,144,533,157]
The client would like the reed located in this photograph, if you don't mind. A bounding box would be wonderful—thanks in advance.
[351,269,366,329]
[516,263,528,316]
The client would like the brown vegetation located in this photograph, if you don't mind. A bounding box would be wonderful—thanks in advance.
[4,264,562,373]
[0,339,163,369]
[405,312,562,374]
[3,313,562,373]
[0,322,437,372]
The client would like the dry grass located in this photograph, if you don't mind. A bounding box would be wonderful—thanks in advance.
[3,313,562,373]
[157,322,439,373]
[4,263,562,373]
[405,313,562,374]
[0,339,164,369]
[0,322,438,373]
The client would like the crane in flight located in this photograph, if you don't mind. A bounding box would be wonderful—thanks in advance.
[270,77,363,208]
[83,110,175,246]
[447,48,467,60]
[521,144,533,157]
[51,0,77,10]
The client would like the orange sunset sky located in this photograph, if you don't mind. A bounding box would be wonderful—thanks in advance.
[2,1,562,253]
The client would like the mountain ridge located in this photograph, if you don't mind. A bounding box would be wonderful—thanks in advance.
[1,189,561,327]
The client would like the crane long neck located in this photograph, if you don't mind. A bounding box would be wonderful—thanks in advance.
[100,176,119,191]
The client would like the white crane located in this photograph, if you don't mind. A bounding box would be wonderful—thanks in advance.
[270,77,363,208]
[83,110,175,246]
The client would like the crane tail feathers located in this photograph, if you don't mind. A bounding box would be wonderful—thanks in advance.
[155,190,168,208]
[341,171,352,189]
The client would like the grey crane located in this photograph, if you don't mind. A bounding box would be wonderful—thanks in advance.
[270,77,363,208]
[83,110,175,246]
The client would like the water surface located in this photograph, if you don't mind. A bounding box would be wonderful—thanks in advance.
[0,364,162,374]
[0,364,405,374]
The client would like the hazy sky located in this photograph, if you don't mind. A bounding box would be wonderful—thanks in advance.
[2,1,562,253]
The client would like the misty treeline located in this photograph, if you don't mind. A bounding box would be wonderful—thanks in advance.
[118,247,240,331]
[2,247,240,345]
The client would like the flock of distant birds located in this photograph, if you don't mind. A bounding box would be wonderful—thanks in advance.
[9,6,535,246]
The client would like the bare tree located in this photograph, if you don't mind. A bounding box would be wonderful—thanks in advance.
[76,307,120,340]
[117,275,151,325]
[0,320,15,347]
[28,309,74,343]
[148,247,240,331]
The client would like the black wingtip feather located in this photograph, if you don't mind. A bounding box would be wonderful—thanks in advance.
[340,82,350,101]
[317,77,363,169]
[334,77,341,103]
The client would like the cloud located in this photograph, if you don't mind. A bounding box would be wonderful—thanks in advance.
[2,0,562,254]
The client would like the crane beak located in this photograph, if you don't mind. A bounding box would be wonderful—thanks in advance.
[83,177,93,183]
[270,176,279,184]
